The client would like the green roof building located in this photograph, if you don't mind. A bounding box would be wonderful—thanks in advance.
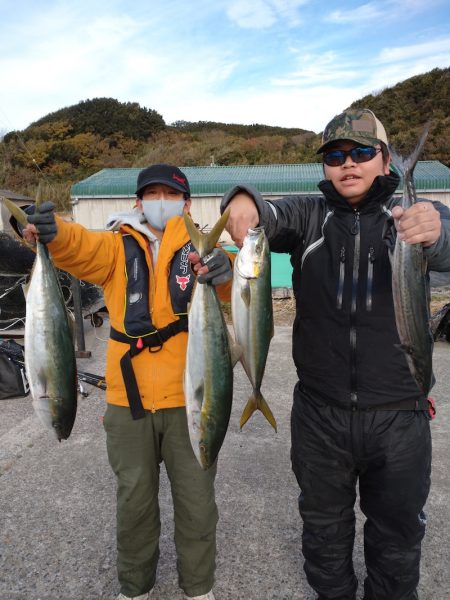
[71,161,450,199]
[70,161,450,236]
[68,162,450,290]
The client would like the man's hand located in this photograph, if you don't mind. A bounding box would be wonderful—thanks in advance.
[225,193,259,247]
[392,202,441,247]
[189,249,232,286]
[26,201,58,244]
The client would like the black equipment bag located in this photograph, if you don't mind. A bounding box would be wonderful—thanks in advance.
[0,340,29,399]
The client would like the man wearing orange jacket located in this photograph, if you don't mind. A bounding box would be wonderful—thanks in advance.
[23,164,232,600]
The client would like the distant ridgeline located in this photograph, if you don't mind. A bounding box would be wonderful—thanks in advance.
[0,66,449,207]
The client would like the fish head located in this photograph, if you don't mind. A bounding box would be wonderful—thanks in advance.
[236,227,269,279]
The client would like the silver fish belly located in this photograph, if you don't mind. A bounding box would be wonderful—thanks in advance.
[183,210,233,469]
[232,227,276,430]
[390,126,433,396]
[25,242,77,440]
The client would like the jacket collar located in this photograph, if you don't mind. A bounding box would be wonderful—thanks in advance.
[318,172,400,213]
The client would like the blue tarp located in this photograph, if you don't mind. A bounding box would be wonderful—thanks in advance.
[224,246,293,288]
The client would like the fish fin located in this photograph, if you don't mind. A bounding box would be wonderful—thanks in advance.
[194,381,205,406]
[240,285,251,308]
[21,280,30,299]
[395,342,414,357]
[67,310,76,340]
[184,208,230,256]
[225,326,242,366]
[184,213,202,253]
[35,183,43,210]
[257,391,277,432]
[240,390,277,432]
[206,207,231,251]
[1,196,29,227]
[239,395,257,429]
[389,123,430,178]
[229,341,243,368]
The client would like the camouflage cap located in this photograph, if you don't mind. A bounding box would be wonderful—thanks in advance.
[317,108,388,153]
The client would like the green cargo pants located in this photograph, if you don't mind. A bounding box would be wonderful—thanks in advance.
[103,404,218,598]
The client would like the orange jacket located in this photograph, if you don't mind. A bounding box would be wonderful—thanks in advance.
[48,215,232,412]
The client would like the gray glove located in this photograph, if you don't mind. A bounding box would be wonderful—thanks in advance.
[198,248,232,286]
[27,201,57,244]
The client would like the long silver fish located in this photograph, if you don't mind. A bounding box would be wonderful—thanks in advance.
[390,126,434,396]
[183,209,234,470]
[232,227,276,431]
[2,197,77,440]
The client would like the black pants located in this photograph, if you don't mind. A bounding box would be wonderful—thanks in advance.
[291,383,432,600]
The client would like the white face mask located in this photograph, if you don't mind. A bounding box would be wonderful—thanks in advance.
[141,199,186,231]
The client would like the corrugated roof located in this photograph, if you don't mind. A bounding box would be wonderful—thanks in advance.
[70,161,450,198]
[0,189,34,202]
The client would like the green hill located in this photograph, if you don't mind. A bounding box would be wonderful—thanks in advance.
[350,67,450,161]
[0,67,448,210]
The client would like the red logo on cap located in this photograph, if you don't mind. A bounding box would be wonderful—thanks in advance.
[176,274,191,291]
[172,174,186,185]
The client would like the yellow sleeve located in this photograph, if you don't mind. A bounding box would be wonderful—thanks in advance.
[47,217,120,287]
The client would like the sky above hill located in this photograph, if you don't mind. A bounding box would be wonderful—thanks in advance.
[1,0,449,135]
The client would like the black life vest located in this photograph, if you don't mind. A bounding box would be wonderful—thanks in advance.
[110,233,194,419]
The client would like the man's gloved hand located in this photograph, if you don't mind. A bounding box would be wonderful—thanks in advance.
[197,248,232,286]
[27,201,57,244]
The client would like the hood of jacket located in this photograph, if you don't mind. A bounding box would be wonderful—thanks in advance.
[318,172,400,214]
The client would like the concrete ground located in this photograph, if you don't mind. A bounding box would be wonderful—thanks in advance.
[0,321,449,600]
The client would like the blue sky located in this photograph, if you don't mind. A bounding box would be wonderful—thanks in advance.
[0,0,449,135]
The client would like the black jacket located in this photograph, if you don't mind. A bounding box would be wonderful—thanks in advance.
[221,173,450,409]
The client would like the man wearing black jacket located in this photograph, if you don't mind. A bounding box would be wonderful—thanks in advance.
[221,108,450,600]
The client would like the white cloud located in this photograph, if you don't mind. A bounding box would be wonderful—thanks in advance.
[226,0,308,29]
[0,4,242,130]
[0,0,448,136]
[375,37,450,64]
[326,3,382,24]
[227,0,276,28]
[271,50,358,86]
[159,84,358,133]
[325,0,444,25]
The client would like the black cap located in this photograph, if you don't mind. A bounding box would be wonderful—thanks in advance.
[135,164,190,198]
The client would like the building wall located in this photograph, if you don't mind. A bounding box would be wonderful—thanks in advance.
[72,195,234,243]
[417,192,450,207]
[71,189,450,243]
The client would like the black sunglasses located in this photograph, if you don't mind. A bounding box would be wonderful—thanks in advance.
[323,147,381,167]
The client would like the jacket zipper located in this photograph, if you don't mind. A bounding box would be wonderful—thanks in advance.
[337,245,346,309]
[350,211,360,408]
[366,246,375,312]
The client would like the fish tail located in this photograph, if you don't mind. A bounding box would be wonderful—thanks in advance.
[184,208,230,257]
[1,196,29,227]
[240,389,277,432]
[389,123,430,177]
[34,183,44,210]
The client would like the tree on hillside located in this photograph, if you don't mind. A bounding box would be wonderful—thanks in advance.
[6,98,166,142]
[350,67,450,160]
[1,66,449,203]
